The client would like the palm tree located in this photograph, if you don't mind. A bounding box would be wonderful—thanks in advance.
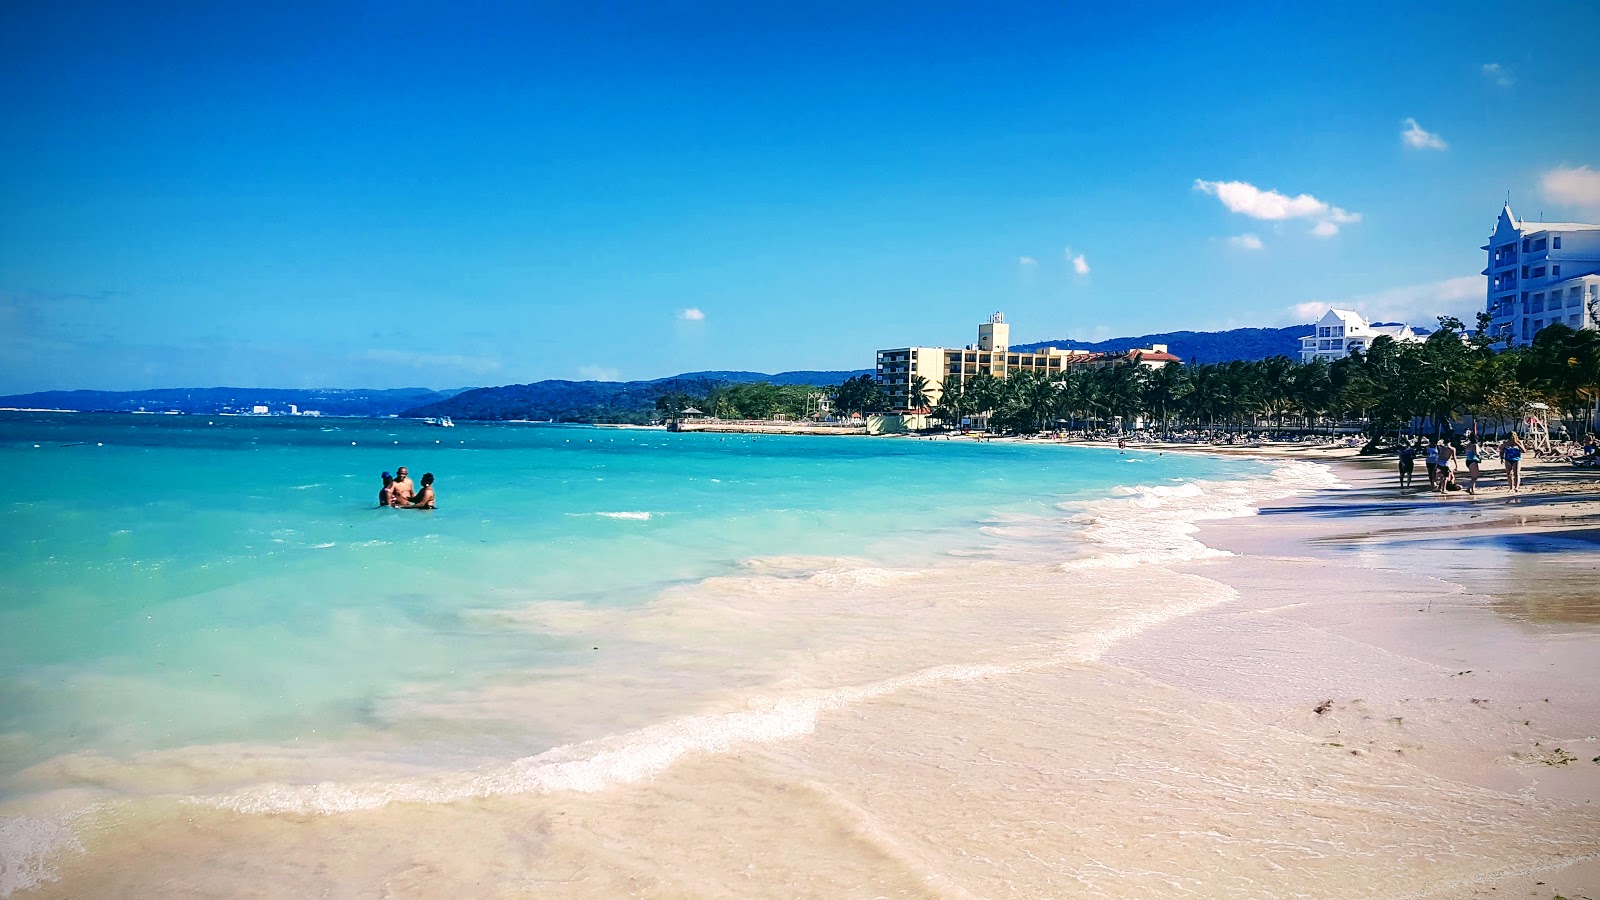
[1143,362,1189,436]
[965,373,1004,429]
[932,378,968,429]
[907,375,933,414]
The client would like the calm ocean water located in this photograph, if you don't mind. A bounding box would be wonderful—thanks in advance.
[2,411,1292,892]
[0,413,1248,771]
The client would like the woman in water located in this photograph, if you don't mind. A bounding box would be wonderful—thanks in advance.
[405,473,437,509]
[378,472,397,507]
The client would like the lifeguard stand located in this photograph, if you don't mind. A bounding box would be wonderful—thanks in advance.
[1521,402,1553,453]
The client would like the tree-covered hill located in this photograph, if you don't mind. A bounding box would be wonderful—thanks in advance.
[1010,326,1311,363]
[402,370,866,423]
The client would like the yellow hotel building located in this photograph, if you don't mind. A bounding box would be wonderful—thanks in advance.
[875,314,1179,411]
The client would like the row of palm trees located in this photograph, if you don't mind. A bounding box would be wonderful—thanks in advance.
[892,317,1600,440]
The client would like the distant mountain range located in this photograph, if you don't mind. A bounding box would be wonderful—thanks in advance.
[403,370,866,423]
[0,325,1381,422]
[1011,325,1309,364]
[0,386,470,417]
[1012,322,1429,363]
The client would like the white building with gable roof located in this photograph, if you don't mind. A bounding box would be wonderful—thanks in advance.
[1482,203,1600,346]
[1298,308,1423,362]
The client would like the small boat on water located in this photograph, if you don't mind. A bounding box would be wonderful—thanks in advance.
[422,416,455,428]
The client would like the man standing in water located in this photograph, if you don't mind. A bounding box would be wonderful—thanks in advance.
[392,466,416,504]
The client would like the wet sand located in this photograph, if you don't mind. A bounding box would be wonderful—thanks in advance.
[14,454,1600,898]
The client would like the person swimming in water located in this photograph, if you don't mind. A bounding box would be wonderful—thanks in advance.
[378,471,398,507]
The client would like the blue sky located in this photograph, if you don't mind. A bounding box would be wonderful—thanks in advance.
[3,1,1598,392]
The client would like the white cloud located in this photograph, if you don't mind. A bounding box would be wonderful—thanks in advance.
[1018,255,1038,266]
[578,365,621,381]
[1481,63,1514,86]
[1227,233,1264,250]
[1067,250,1090,275]
[1401,117,1447,150]
[1194,179,1329,220]
[1193,178,1360,237]
[677,307,706,321]
[1540,165,1600,212]
[1289,275,1483,326]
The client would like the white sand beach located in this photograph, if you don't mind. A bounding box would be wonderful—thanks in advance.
[12,451,1600,899]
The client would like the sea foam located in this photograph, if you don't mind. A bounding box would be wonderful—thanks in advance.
[204,465,1335,817]
[0,815,84,898]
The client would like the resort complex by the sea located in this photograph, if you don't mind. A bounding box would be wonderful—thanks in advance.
[1298,308,1424,362]
[875,313,1179,411]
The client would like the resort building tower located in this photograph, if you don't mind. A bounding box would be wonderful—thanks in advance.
[875,313,1178,411]
[1482,203,1600,346]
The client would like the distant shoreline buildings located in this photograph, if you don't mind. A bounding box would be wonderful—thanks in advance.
[875,313,1178,411]
[1483,203,1600,346]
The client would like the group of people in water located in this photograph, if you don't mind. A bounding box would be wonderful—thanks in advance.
[1396,433,1530,494]
[378,466,436,509]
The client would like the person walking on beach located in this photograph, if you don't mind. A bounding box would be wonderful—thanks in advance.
[1424,438,1442,491]
[1437,439,1459,492]
[1397,440,1418,490]
[1502,433,1525,492]
[1463,436,1482,495]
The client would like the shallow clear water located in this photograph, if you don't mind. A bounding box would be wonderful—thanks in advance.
[14,415,1592,900]
[0,412,1259,787]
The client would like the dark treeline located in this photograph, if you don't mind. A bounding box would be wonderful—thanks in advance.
[919,317,1600,441]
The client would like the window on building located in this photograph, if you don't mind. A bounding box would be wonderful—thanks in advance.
[1535,238,1547,252]
[1571,287,1583,308]
[1522,265,1529,278]
[1523,239,1530,253]
[1534,319,1544,331]
[1552,265,1561,278]
[1532,267,1545,278]
[1572,314,1581,327]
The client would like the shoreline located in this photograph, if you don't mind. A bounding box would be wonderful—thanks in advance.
[1174,452,1600,897]
[9,446,1599,897]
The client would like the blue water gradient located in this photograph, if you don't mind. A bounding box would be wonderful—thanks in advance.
[0,413,1260,778]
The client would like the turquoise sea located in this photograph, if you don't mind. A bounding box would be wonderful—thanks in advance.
[1,411,1289,892]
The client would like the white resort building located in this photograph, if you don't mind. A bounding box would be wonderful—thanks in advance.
[876,313,1178,411]
[1298,308,1424,363]
[1482,203,1600,346]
